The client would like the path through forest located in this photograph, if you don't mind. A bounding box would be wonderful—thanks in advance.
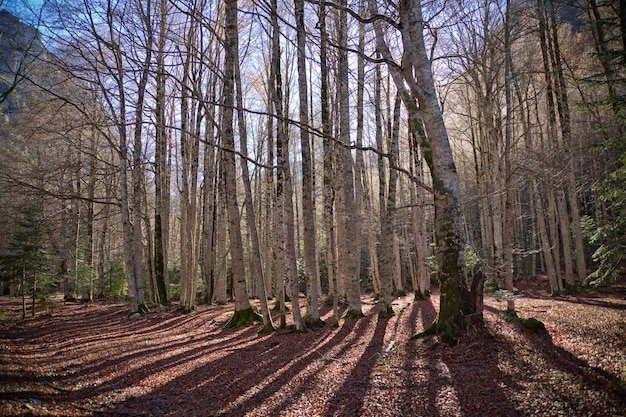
[1,280,625,417]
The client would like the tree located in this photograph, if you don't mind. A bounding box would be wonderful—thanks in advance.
[2,199,53,319]
[336,0,364,320]
[583,0,626,285]
[370,0,481,337]
[153,0,171,306]
[295,0,323,328]
[222,0,261,327]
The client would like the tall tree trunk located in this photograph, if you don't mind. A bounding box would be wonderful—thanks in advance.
[537,0,566,292]
[154,0,170,305]
[201,73,218,305]
[375,62,395,317]
[337,0,363,319]
[222,0,258,327]
[401,0,475,337]
[295,0,322,327]
[389,94,403,295]
[319,0,340,326]
[549,0,586,283]
[234,39,275,332]
[503,0,516,315]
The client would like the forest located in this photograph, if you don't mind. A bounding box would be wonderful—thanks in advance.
[0,0,625,415]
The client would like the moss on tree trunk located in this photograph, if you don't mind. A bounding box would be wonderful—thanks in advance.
[377,304,395,319]
[225,307,263,328]
[412,269,484,342]
[259,321,277,334]
[342,308,365,320]
[304,317,326,328]
[414,289,431,300]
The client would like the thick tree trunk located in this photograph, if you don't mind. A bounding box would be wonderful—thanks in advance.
[401,0,474,337]
[222,0,258,327]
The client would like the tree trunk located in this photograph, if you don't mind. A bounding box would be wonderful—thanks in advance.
[503,0,516,315]
[375,63,395,317]
[222,0,258,327]
[401,0,475,337]
[234,38,275,332]
[154,0,170,305]
[337,0,363,319]
[295,0,322,327]
[319,0,340,326]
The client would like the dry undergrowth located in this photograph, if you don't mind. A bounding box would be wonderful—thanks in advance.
[1,281,625,417]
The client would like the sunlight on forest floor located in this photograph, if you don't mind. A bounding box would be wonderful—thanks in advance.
[1,280,625,417]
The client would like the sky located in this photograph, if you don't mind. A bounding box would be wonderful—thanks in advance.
[1,0,46,26]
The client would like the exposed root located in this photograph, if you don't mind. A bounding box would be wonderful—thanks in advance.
[342,308,365,320]
[304,317,326,328]
[224,307,263,329]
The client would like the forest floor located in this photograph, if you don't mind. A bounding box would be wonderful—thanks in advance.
[1,277,625,417]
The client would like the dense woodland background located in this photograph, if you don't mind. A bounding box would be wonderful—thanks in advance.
[0,0,624,332]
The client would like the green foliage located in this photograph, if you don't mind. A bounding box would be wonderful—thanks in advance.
[464,244,482,275]
[519,317,546,332]
[76,261,97,301]
[581,5,626,287]
[587,159,626,286]
[0,200,56,307]
[101,253,127,300]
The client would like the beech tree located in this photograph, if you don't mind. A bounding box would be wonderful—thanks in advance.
[295,0,323,328]
[336,0,364,320]
[222,0,261,327]
[369,0,481,337]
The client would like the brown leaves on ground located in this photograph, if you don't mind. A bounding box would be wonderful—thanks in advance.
[1,282,625,417]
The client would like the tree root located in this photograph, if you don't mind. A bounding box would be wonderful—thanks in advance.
[258,322,277,334]
[342,308,365,320]
[304,317,326,328]
[224,307,263,328]
[377,305,395,319]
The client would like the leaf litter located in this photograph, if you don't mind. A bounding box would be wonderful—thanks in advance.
[0,279,625,417]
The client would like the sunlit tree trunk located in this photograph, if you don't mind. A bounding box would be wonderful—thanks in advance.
[537,0,567,291]
[375,62,394,317]
[337,0,363,319]
[268,0,290,329]
[222,0,258,327]
[548,0,586,284]
[400,0,476,337]
[295,0,322,327]
[389,94,403,295]
[234,36,275,332]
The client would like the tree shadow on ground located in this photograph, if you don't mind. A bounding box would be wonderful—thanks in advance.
[405,298,523,417]
[88,306,365,416]
[322,310,389,416]
[518,291,626,311]
[510,318,626,410]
